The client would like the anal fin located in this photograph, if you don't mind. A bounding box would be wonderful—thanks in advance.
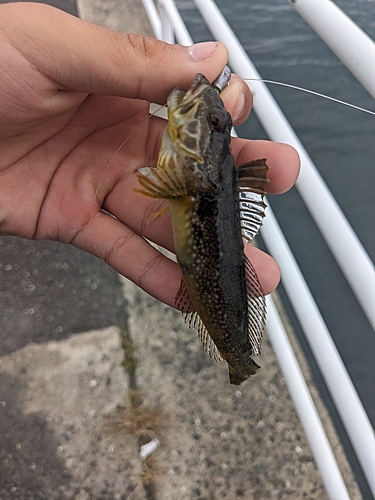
[175,278,224,365]
[175,278,195,314]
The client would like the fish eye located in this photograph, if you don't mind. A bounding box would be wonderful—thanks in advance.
[208,108,228,132]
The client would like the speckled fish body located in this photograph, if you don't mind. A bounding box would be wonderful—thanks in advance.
[138,74,268,385]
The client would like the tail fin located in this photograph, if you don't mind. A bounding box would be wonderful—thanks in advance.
[228,361,261,386]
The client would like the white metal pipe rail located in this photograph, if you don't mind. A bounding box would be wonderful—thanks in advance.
[155,0,193,44]
[288,0,375,100]
[141,0,162,39]
[266,294,351,500]
[263,205,375,497]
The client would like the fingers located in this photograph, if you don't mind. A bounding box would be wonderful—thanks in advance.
[75,210,280,309]
[245,245,280,294]
[75,211,182,308]
[2,3,229,104]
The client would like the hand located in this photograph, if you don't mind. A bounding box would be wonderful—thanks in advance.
[0,3,299,308]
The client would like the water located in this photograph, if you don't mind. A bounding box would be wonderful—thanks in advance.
[176,0,375,496]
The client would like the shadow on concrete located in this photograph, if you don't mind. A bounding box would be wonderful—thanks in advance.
[0,373,72,499]
[0,237,128,357]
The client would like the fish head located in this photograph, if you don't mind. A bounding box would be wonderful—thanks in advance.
[165,73,232,187]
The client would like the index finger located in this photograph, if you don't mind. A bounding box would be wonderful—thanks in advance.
[231,138,300,194]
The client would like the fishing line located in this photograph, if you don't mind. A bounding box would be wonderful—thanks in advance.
[89,102,167,261]
[94,103,167,201]
[243,78,375,116]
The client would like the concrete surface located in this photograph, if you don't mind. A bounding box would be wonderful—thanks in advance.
[0,238,127,358]
[121,277,361,500]
[76,0,154,36]
[0,0,363,499]
[0,327,139,500]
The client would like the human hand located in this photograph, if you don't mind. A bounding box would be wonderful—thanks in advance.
[0,3,299,308]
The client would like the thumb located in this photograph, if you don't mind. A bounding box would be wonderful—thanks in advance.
[3,3,229,104]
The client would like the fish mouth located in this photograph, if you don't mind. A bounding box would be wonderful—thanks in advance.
[168,73,211,111]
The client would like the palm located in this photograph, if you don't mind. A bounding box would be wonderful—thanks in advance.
[0,89,169,247]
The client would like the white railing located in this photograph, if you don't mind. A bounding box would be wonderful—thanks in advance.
[288,0,375,100]
[141,1,375,498]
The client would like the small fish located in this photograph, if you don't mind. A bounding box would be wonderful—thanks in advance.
[137,73,269,385]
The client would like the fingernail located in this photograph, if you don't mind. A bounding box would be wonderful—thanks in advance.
[189,42,217,61]
[232,91,245,122]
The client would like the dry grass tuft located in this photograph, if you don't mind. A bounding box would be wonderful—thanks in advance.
[106,392,171,446]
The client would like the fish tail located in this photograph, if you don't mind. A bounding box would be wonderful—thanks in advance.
[228,359,261,386]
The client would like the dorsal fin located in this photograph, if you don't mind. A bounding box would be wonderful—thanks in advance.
[175,278,224,365]
[237,158,269,194]
[237,159,269,243]
[244,256,266,355]
[239,191,267,243]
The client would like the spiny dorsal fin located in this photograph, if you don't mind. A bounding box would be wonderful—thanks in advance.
[237,159,269,244]
[239,191,267,244]
[175,278,224,365]
[245,256,266,355]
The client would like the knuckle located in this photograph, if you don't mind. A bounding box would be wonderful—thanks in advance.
[138,250,164,291]
[125,33,170,61]
[103,231,136,267]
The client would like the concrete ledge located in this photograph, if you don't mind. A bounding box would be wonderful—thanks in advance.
[77,0,154,36]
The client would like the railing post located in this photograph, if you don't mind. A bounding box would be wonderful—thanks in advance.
[266,294,351,500]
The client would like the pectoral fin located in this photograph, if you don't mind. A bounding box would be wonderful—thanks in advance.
[136,162,196,200]
[136,148,216,200]
[150,206,169,220]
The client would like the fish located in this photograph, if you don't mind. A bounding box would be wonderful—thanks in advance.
[137,73,269,385]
